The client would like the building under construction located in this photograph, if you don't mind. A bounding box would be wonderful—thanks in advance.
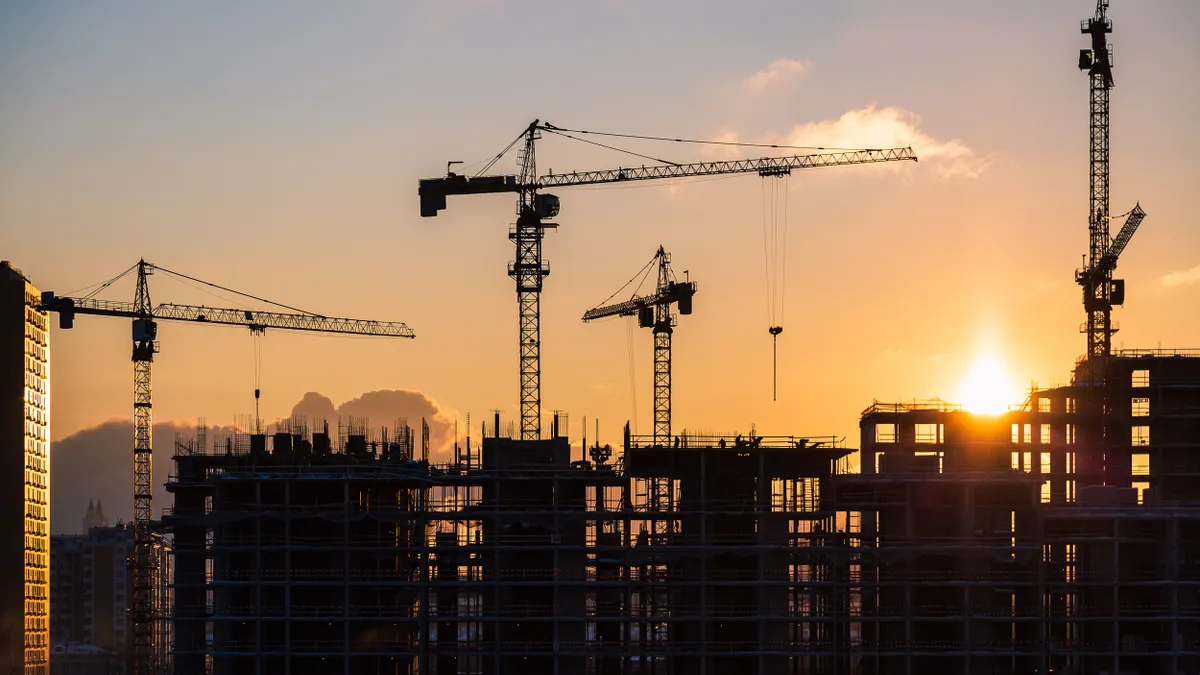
[163,351,1200,675]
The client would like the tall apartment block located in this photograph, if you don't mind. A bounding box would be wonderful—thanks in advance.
[0,261,50,674]
[49,522,172,674]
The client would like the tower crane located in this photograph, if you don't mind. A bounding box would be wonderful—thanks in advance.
[582,246,695,446]
[1076,0,1146,363]
[419,121,917,439]
[40,260,414,675]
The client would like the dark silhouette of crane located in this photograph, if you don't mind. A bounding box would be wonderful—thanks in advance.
[419,120,917,440]
[40,260,414,675]
[582,246,695,446]
[1076,0,1146,363]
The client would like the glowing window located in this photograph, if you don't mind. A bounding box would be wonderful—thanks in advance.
[874,424,896,444]
[1023,452,1032,474]
[1132,426,1150,447]
[1039,423,1051,444]
[1132,453,1150,476]
[1011,424,1021,444]
[1041,452,1051,475]
[1132,398,1149,417]
[1132,370,1150,388]
[915,423,942,444]
[1066,424,1076,445]
[1038,398,1051,413]
[1133,481,1150,505]
[1041,481,1051,504]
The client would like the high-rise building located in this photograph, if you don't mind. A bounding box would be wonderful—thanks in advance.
[1,260,50,674]
[50,522,172,675]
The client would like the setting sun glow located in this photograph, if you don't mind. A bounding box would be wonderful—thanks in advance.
[957,353,1022,415]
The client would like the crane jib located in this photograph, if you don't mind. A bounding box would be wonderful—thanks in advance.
[418,147,917,217]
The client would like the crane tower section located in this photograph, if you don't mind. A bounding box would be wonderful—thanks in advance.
[582,246,695,445]
[1076,0,1144,364]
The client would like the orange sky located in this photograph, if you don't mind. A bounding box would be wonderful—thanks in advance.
[3,1,1198,456]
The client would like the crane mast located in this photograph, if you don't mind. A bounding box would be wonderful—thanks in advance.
[420,122,916,442]
[1077,0,1144,363]
[653,253,673,444]
[41,261,414,674]
[512,122,554,440]
[131,261,157,674]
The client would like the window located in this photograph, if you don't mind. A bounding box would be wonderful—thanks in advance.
[1066,480,1076,503]
[1038,398,1051,413]
[1133,481,1150,505]
[1041,481,1051,504]
[1024,424,1032,443]
[1023,452,1032,474]
[1066,424,1076,445]
[1041,452,1052,475]
[1011,423,1021,444]
[915,423,942,444]
[1066,452,1076,474]
[1132,426,1150,447]
[1011,451,1020,470]
[1132,453,1150,476]
[1132,369,1150,388]
[874,424,896,444]
[1132,398,1150,417]
[1039,423,1051,444]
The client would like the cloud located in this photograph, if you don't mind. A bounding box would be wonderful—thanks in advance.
[290,389,458,458]
[51,419,213,532]
[1161,264,1200,288]
[708,105,991,180]
[743,58,813,92]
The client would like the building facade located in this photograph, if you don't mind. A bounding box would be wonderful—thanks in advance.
[1,261,50,674]
[50,523,172,675]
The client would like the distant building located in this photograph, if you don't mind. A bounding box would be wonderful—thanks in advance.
[81,501,108,533]
[50,523,172,675]
[0,260,50,674]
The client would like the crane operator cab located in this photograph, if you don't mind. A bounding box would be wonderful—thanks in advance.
[536,193,560,219]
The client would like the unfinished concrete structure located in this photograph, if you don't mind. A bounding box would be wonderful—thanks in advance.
[162,351,1199,675]
[163,414,854,675]
[838,350,1200,675]
[165,420,432,675]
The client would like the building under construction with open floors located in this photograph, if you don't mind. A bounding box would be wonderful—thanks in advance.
[836,349,1200,675]
[159,351,1200,675]
[163,412,855,675]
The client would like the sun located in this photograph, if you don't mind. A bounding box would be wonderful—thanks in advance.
[957,353,1022,414]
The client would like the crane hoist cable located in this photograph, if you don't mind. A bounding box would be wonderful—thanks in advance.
[251,329,264,434]
[761,173,790,401]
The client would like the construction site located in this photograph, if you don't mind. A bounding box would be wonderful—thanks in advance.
[10,1,1194,674]
[158,343,1200,675]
